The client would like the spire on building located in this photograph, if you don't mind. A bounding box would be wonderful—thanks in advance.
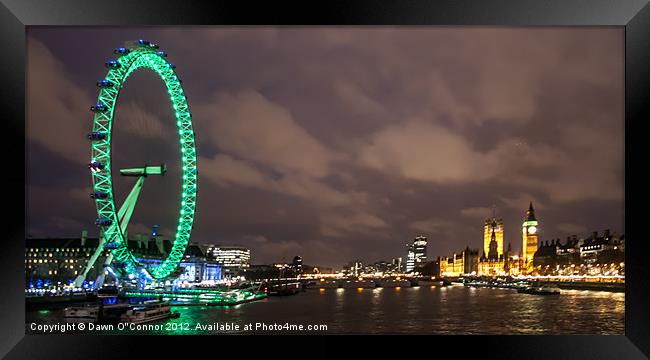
[488,227,498,260]
[525,201,537,221]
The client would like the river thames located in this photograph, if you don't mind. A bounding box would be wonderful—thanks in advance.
[26,285,624,335]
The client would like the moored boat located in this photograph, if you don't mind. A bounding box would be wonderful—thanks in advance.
[119,300,178,324]
[268,281,301,296]
[517,286,560,295]
[64,305,99,322]
[64,303,130,322]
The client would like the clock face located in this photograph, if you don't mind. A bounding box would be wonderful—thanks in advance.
[528,226,537,234]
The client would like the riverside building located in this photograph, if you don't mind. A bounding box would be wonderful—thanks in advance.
[406,236,428,273]
[204,245,251,278]
[25,231,222,289]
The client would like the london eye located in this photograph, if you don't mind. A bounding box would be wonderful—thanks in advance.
[74,40,198,287]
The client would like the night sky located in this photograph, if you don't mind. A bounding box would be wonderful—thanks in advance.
[26,27,624,268]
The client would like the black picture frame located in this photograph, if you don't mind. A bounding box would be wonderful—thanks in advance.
[2,0,649,358]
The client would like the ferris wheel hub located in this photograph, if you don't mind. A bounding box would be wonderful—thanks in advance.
[120,165,167,177]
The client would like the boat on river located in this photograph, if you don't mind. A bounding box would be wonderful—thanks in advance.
[268,281,301,296]
[517,285,561,295]
[64,303,130,322]
[120,300,179,324]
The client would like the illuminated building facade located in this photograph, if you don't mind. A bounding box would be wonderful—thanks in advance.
[25,232,104,287]
[392,257,403,272]
[503,242,523,276]
[477,227,515,276]
[532,229,625,275]
[175,244,222,284]
[555,235,581,264]
[477,254,523,276]
[406,244,416,272]
[522,202,539,271]
[483,214,504,258]
[343,260,364,276]
[438,252,465,277]
[435,247,479,277]
[487,228,499,260]
[205,245,251,277]
[414,235,428,266]
[478,257,504,276]
[292,255,303,275]
[25,233,222,289]
[579,230,624,264]
[431,201,624,278]
[341,259,402,276]
[477,209,527,277]
[406,236,427,273]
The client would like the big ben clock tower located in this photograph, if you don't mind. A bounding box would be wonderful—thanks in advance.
[521,202,539,270]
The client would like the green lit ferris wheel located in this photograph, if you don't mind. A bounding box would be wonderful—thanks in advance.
[74,40,197,287]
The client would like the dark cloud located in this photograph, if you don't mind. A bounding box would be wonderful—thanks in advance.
[27,27,623,268]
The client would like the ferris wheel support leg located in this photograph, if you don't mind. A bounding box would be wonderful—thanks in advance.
[94,252,114,289]
[73,231,107,288]
[74,177,144,289]
[117,175,146,234]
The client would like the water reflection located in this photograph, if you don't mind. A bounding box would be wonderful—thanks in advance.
[26,286,624,335]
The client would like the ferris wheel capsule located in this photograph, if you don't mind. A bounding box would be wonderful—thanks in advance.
[96,79,114,88]
[87,131,107,140]
[105,59,121,69]
[90,104,108,112]
[114,47,130,55]
[90,191,109,199]
[95,218,112,227]
[104,242,119,250]
[88,160,105,171]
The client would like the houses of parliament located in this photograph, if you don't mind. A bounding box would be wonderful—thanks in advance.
[434,200,625,278]
[477,202,538,276]
[437,202,540,277]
